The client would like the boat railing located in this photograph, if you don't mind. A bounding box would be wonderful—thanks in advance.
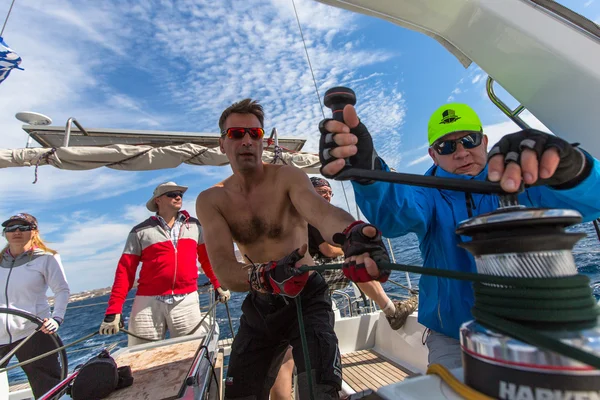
[331,290,354,317]
[63,117,89,147]
[486,76,530,130]
[179,286,219,399]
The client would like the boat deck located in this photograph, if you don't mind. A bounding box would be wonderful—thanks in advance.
[341,350,416,393]
[9,381,29,392]
[105,339,202,400]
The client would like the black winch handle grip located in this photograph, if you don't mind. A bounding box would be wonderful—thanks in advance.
[324,87,357,168]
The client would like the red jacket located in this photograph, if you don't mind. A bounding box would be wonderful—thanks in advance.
[106,211,220,315]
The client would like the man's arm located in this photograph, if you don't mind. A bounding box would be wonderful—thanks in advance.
[308,224,344,258]
[105,232,141,315]
[352,160,433,239]
[319,242,344,258]
[284,166,355,244]
[197,229,221,289]
[196,189,251,292]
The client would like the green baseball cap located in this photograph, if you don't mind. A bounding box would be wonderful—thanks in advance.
[427,103,482,145]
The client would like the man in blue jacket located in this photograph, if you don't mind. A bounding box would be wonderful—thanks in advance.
[318,103,600,369]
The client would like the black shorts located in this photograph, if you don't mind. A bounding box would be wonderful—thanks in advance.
[224,273,342,399]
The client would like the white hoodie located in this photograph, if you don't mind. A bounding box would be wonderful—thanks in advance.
[0,248,70,345]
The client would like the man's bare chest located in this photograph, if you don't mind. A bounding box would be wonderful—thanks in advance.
[222,191,296,245]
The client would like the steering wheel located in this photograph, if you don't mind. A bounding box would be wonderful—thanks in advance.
[0,308,68,380]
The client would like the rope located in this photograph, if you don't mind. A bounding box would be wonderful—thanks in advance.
[0,332,98,373]
[32,148,56,184]
[61,297,135,310]
[298,262,600,369]
[426,364,493,400]
[1,0,16,37]
[295,296,316,400]
[224,302,235,339]
[386,237,413,290]
[387,279,418,295]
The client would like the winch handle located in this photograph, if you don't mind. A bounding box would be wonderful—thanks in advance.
[335,168,524,196]
[324,86,356,168]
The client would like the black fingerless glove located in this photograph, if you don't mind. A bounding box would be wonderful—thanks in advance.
[488,129,592,189]
[333,221,390,283]
[318,119,382,184]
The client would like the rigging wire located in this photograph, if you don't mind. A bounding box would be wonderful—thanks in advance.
[340,181,353,214]
[1,0,16,37]
[291,0,326,120]
[290,0,357,216]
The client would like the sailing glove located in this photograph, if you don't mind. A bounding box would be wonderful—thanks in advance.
[334,221,391,283]
[99,314,123,335]
[248,248,309,298]
[41,317,61,334]
[215,287,231,303]
[488,129,592,189]
[318,119,382,184]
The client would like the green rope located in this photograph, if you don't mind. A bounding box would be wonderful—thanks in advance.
[299,262,600,369]
[295,296,316,400]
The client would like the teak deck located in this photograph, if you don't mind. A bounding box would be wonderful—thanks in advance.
[105,339,202,400]
[341,349,416,393]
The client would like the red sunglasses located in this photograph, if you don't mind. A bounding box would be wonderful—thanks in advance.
[221,127,265,140]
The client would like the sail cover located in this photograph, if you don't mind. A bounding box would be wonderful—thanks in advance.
[0,36,22,85]
[0,143,322,173]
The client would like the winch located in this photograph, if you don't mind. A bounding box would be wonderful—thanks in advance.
[457,200,600,399]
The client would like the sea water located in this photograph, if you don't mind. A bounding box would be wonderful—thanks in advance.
[6,224,600,384]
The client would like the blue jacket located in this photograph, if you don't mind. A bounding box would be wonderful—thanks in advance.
[352,155,600,340]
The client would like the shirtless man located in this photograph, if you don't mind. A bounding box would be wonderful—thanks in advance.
[196,98,390,400]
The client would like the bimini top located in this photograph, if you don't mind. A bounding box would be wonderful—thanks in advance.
[0,125,321,173]
[22,125,307,152]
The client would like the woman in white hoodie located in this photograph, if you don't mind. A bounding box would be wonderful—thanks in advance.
[0,213,70,399]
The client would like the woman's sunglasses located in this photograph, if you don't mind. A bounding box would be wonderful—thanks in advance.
[432,132,483,155]
[221,127,265,141]
[4,225,34,233]
[164,191,184,199]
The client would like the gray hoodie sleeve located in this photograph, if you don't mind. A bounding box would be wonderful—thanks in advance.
[46,254,70,320]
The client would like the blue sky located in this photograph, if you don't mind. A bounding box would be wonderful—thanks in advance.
[0,0,598,292]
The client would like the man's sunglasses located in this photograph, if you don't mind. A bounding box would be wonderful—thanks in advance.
[431,132,483,155]
[221,127,265,140]
[4,225,34,233]
[164,191,184,199]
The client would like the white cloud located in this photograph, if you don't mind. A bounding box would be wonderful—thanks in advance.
[584,0,594,7]
[406,154,431,167]
[482,111,551,150]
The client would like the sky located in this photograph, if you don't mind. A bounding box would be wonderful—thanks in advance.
[0,0,598,293]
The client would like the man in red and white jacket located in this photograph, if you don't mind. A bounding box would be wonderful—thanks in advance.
[99,182,229,346]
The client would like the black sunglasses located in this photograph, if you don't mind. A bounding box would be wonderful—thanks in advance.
[432,132,483,155]
[4,225,34,233]
[164,191,184,199]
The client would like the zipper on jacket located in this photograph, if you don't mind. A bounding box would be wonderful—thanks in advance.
[437,300,444,329]
[171,222,186,294]
[5,259,14,343]
[465,192,476,218]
